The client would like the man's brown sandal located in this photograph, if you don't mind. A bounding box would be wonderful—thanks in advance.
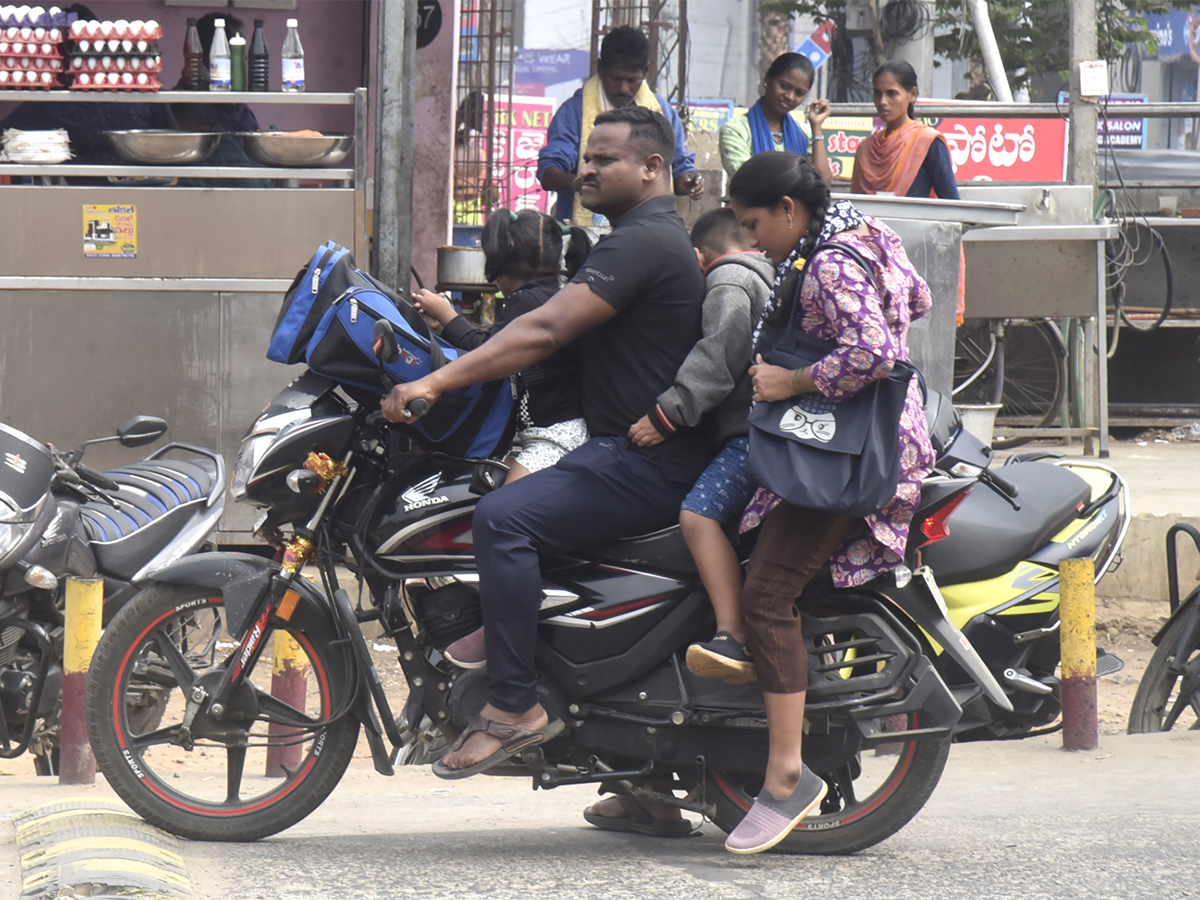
[432,715,564,780]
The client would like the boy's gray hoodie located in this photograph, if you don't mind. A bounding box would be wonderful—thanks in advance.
[649,251,775,446]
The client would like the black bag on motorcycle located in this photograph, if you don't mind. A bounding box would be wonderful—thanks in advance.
[747,244,919,518]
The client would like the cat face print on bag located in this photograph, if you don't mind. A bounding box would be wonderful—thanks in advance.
[779,393,837,443]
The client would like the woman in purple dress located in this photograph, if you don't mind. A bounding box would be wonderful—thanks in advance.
[721,152,935,854]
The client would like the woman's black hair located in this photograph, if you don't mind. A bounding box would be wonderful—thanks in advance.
[873,59,919,120]
[764,52,815,88]
[480,209,592,284]
[728,152,831,326]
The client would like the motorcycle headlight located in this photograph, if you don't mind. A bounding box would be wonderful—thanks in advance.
[231,409,312,500]
[232,433,275,500]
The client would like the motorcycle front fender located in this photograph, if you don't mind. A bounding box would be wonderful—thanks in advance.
[145,551,333,640]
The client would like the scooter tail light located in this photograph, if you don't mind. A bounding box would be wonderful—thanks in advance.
[918,489,972,548]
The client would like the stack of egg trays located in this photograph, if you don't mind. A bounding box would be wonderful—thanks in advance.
[0,7,69,90]
[66,19,163,91]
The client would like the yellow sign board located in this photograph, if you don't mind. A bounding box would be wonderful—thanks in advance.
[83,204,137,258]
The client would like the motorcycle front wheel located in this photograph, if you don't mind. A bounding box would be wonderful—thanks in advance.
[1127,610,1200,733]
[703,713,952,855]
[86,583,360,842]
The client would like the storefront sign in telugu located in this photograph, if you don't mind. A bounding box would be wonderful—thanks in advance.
[821,113,1069,183]
[83,203,136,258]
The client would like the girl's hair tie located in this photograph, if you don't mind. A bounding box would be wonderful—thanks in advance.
[561,224,571,236]
[509,211,519,222]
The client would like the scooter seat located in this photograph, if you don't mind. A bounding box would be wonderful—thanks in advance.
[921,461,1091,586]
[79,457,219,580]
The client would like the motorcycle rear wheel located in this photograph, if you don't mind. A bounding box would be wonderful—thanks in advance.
[86,584,360,842]
[1127,612,1200,733]
[703,713,951,855]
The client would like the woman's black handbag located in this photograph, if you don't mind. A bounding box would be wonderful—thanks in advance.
[747,243,919,518]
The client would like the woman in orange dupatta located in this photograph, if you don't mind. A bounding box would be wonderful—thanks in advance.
[851,60,964,320]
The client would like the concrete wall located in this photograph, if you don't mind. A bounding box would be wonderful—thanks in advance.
[1103,514,1200,604]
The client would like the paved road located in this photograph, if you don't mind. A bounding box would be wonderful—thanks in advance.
[6,732,1194,900]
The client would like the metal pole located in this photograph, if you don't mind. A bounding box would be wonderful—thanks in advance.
[1060,557,1098,751]
[396,0,418,296]
[965,0,1013,103]
[1067,0,1098,192]
[60,577,102,784]
[372,0,405,286]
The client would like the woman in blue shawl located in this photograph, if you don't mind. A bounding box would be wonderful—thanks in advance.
[720,53,834,185]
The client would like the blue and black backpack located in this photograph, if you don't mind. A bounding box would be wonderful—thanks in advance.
[268,243,515,460]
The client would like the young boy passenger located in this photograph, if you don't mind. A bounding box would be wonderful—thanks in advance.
[627,208,774,683]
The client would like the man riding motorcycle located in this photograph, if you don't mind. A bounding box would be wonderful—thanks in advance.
[383,106,713,812]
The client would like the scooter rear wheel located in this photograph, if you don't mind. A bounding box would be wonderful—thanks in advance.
[703,714,951,855]
[86,583,360,842]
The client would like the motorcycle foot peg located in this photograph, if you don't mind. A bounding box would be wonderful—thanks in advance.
[519,746,547,768]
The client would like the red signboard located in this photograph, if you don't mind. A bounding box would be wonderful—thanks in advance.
[938,118,1068,182]
[823,112,1068,184]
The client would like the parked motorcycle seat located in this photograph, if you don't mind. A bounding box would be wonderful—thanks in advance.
[920,461,1092,586]
[79,458,218,581]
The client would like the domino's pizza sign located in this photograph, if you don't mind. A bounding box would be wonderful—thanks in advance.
[795,20,835,70]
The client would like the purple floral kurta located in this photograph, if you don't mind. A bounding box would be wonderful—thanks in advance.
[742,215,935,587]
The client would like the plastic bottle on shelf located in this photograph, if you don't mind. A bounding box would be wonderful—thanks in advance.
[182,17,203,89]
[281,17,303,92]
[208,17,231,91]
[248,19,268,91]
[229,33,245,91]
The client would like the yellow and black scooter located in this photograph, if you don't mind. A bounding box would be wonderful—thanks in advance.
[914,393,1130,740]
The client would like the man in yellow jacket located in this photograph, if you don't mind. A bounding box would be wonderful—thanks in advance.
[537,26,704,224]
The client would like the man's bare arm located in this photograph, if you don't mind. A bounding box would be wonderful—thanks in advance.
[541,165,582,194]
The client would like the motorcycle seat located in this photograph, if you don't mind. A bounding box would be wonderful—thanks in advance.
[587,524,756,576]
[920,461,1092,586]
[79,458,218,581]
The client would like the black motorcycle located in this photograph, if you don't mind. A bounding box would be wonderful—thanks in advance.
[0,416,224,773]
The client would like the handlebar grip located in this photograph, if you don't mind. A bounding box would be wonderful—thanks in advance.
[985,469,1020,499]
[407,398,430,419]
[76,462,120,492]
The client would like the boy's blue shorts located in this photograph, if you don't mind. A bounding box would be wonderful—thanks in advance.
[681,436,756,524]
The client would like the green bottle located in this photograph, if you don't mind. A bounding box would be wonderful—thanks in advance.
[230,34,246,91]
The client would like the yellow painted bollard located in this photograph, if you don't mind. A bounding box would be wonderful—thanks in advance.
[265,630,309,776]
[1060,557,1098,751]
[60,577,103,784]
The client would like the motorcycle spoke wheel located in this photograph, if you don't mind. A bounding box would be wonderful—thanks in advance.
[87,584,359,842]
[704,712,951,855]
[1128,614,1200,733]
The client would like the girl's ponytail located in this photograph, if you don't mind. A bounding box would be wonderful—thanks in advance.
[481,208,519,283]
[561,224,592,279]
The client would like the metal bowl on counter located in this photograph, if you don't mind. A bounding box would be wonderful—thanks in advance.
[237,132,354,167]
[103,130,222,165]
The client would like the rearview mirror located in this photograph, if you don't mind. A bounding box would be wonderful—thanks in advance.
[116,415,168,448]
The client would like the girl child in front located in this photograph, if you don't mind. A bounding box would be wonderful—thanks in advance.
[413,208,591,668]
[413,208,592,482]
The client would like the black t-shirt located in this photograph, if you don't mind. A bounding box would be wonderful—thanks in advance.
[570,194,712,482]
